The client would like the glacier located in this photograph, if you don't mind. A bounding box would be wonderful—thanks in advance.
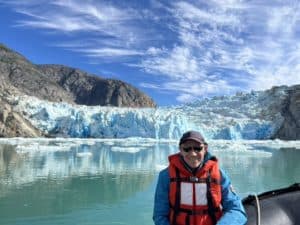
[13,96,190,139]
[10,89,285,140]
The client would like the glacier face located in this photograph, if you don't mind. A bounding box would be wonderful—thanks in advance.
[13,96,190,139]
[12,89,285,140]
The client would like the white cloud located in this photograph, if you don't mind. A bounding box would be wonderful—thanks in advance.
[146,47,167,56]
[6,0,147,45]
[249,61,300,91]
[176,80,235,103]
[16,15,99,32]
[140,46,202,81]
[4,0,300,104]
[176,93,197,103]
[139,0,300,103]
[51,0,131,22]
[135,1,247,102]
[267,6,298,36]
[81,48,144,58]
[142,79,235,103]
[173,1,241,27]
[139,82,162,90]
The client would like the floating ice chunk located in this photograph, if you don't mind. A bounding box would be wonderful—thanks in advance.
[76,152,93,157]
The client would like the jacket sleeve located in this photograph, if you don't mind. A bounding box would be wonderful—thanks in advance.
[153,168,170,225]
[216,169,247,225]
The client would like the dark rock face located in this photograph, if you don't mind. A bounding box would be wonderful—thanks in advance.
[37,65,156,107]
[0,44,74,104]
[272,85,300,140]
[0,88,42,137]
[0,43,156,137]
[0,44,156,107]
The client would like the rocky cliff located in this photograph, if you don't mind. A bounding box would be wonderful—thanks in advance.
[0,43,156,137]
[37,64,155,107]
[0,44,156,107]
[271,85,300,140]
[0,87,43,137]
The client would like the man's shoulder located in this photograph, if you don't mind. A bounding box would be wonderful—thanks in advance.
[159,167,169,177]
[219,168,232,188]
[157,167,170,187]
[219,168,229,179]
[159,167,170,180]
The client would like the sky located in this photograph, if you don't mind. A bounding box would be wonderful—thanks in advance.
[1,0,300,106]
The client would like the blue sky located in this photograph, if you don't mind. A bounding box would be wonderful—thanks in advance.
[1,0,300,106]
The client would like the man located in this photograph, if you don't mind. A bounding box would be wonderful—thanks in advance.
[153,130,247,225]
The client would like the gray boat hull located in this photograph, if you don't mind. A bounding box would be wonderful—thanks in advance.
[242,183,300,225]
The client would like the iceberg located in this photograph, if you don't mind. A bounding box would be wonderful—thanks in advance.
[11,89,284,140]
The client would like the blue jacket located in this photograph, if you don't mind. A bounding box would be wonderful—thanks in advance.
[153,152,247,225]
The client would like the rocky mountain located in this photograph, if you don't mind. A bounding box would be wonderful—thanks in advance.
[0,44,299,139]
[2,83,299,139]
[37,64,155,107]
[0,44,156,107]
[182,84,300,140]
[0,87,43,137]
[0,43,156,137]
[270,85,300,139]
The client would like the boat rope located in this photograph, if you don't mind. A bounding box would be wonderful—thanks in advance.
[254,194,261,225]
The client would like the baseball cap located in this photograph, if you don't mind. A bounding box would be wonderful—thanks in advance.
[179,130,206,145]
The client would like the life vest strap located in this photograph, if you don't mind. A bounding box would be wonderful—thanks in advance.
[170,205,221,215]
[170,177,221,184]
[172,168,181,225]
[206,170,218,224]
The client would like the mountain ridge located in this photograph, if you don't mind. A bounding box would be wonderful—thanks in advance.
[2,83,298,140]
[0,44,299,139]
[0,43,156,107]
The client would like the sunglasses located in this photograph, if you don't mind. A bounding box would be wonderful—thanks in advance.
[182,146,203,153]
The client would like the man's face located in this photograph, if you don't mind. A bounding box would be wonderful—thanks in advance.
[180,140,207,168]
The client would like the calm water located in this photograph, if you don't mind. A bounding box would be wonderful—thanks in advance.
[0,138,299,225]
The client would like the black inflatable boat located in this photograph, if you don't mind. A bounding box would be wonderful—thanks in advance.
[242,183,300,225]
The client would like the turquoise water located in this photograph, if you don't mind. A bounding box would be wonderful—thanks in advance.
[0,139,299,225]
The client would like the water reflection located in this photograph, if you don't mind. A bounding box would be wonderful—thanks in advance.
[0,140,168,222]
[0,144,19,174]
[0,173,154,219]
[0,141,177,189]
[0,139,299,225]
[213,144,300,196]
[1,140,299,194]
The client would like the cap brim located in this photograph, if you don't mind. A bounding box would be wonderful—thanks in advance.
[180,137,204,145]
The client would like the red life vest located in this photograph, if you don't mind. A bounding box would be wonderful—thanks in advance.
[168,153,223,225]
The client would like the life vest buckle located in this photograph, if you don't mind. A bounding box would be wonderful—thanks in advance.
[189,176,198,182]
